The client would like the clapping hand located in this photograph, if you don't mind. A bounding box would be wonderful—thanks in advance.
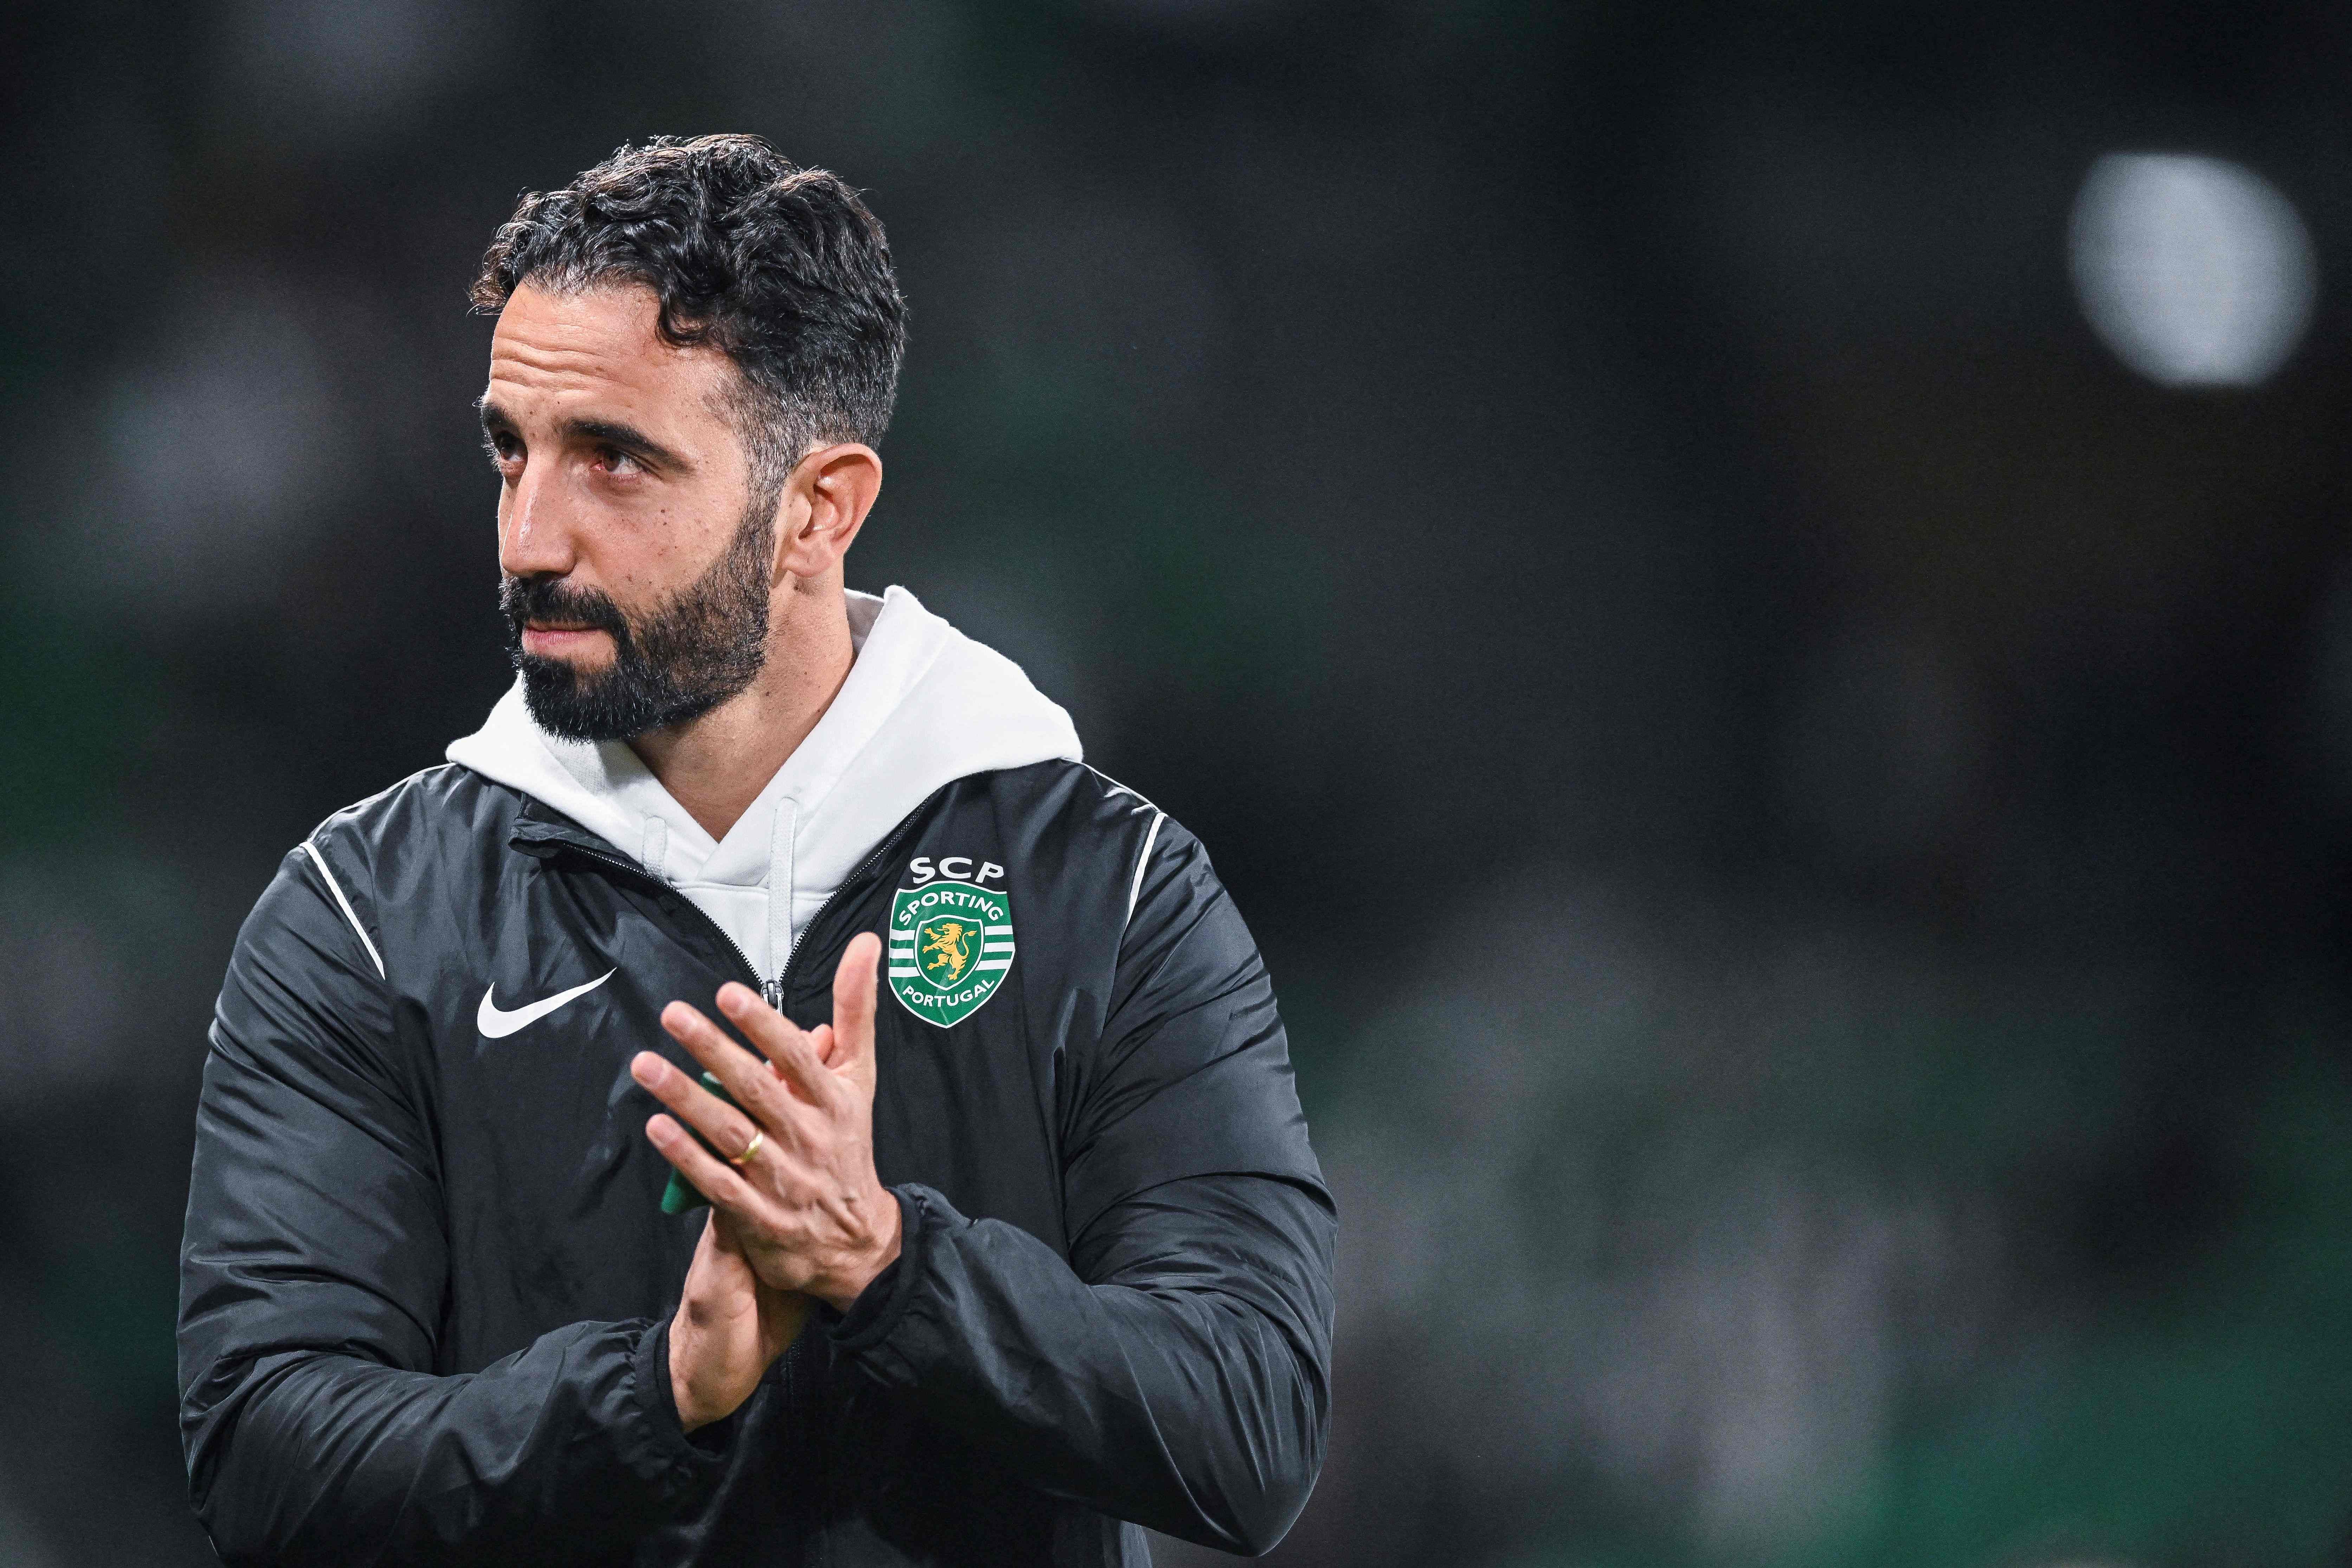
[630,934,900,1431]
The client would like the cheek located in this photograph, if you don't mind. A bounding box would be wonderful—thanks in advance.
[637,494,728,565]
[593,498,704,595]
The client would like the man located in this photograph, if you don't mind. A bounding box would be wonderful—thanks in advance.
[176,135,1333,1567]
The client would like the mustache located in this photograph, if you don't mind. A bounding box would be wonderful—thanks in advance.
[500,574,631,645]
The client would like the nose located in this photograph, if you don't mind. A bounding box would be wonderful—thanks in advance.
[497,459,579,580]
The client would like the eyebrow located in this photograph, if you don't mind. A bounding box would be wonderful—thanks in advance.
[476,400,695,475]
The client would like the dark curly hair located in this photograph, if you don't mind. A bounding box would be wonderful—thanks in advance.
[471,134,907,498]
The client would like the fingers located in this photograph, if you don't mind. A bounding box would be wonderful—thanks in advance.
[715,1209,814,1351]
[658,1001,812,1133]
[659,935,877,1139]
[716,983,840,1110]
[709,1206,765,1265]
[829,933,881,1085]
[631,1047,768,1161]
[641,1109,761,1215]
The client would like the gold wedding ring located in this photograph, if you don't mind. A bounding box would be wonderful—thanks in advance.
[729,1128,764,1165]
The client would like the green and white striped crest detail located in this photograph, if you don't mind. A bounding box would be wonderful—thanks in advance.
[887,879,1014,1028]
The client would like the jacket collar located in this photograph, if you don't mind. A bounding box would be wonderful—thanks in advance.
[508,800,628,859]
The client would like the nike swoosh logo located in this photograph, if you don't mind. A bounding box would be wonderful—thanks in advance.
[477,970,616,1039]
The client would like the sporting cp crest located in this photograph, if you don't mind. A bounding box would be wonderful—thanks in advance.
[887,879,1015,1028]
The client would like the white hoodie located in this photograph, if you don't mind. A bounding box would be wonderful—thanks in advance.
[446,586,1082,984]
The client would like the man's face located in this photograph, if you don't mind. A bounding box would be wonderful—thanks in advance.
[481,281,778,741]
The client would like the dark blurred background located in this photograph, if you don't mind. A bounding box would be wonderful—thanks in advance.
[5,2,2352,1564]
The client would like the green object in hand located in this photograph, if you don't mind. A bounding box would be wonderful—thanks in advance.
[659,1071,744,1214]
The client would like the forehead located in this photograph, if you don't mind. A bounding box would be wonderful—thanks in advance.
[485,280,735,423]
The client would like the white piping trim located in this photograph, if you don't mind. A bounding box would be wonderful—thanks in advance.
[1083,762,1158,814]
[301,840,386,980]
[1125,811,1166,928]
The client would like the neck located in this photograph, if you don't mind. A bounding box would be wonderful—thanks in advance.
[627,577,855,841]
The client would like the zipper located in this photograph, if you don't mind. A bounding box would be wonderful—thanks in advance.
[769,796,936,1003]
[542,784,937,1013]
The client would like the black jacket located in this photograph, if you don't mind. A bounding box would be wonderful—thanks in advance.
[176,759,1333,1566]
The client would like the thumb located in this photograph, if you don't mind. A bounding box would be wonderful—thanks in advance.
[831,932,881,1085]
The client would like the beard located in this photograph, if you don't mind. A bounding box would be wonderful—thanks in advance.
[500,495,776,742]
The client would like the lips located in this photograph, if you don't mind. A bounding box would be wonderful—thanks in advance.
[500,574,632,663]
[519,624,609,654]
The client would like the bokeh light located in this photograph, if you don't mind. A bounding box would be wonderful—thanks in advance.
[2068,151,2317,388]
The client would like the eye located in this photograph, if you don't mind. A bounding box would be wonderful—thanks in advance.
[483,431,523,471]
[596,445,642,477]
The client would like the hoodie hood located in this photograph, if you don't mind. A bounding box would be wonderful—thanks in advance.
[446,586,1081,982]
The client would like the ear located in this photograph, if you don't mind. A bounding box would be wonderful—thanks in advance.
[774,443,882,581]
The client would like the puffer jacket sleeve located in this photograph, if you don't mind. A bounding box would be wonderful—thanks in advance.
[830,817,1336,1556]
[176,839,725,1567]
